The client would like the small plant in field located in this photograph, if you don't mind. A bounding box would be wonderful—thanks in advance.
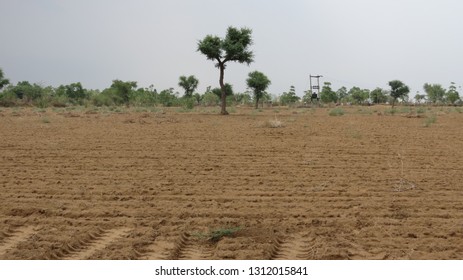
[357,108,372,115]
[384,108,397,115]
[399,107,411,114]
[329,108,344,116]
[416,107,426,114]
[454,107,462,113]
[423,115,437,127]
[194,227,242,242]
[41,117,50,123]
[262,116,283,128]
[35,108,47,113]
[393,153,420,192]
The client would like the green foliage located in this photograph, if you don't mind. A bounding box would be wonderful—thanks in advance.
[158,88,178,107]
[202,91,220,106]
[109,80,137,105]
[246,71,271,109]
[280,86,300,106]
[446,82,460,105]
[197,26,254,114]
[320,82,337,103]
[389,80,410,108]
[212,83,233,98]
[302,90,313,104]
[233,92,252,105]
[92,92,116,107]
[130,88,157,107]
[423,83,445,104]
[0,68,10,90]
[182,97,195,110]
[196,227,242,242]
[11,81,44,102]
[193,92,203,105]
[178,75,199,98]
[349,86,370,104]
[414,94,426,104]
[329,108,345,116]
[65,82,87,102]
[370,88,388,104]
[384,108,397,115]
[336,86,349,103]
[0,90,18,107]
[423,115,437,127]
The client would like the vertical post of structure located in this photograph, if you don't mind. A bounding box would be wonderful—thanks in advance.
[309,74,313,95]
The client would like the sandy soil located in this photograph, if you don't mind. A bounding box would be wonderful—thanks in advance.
[0,105,462,260]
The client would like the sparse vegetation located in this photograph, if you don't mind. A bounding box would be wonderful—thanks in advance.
[261,116,283,128]
[194,227,242,242]
[329,108,344,116]
[423,115,437,127]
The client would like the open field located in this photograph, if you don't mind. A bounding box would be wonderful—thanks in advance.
[1,105,463,259]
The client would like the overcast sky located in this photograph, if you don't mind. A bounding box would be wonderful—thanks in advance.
[1,0,462,97]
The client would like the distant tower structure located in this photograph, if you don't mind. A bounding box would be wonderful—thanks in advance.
[309,74,323,101]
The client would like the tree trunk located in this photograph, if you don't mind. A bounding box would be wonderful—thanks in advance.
[219,64,228,115]
[255,96,259,109]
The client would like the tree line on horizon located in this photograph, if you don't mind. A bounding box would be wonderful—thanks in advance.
[0,67,461,110]
[0,26,461,110]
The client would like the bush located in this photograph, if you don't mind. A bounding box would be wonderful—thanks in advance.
[201,92,219,106]
[182,97,195,110]
[50,95,69,107]
[34,96,50,108]
[423,115,437,127]
[329,108,345,116]
[0,91,19,107]
[92,93,115,107]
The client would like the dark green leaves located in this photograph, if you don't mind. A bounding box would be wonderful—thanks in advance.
[222,27,254,65]
[246,71,271,96]
[389,80,410,99]
[197,27,254,65]
[197,35,222,62]
[178,75,199,98]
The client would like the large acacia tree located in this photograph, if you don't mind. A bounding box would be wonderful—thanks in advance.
[197,27,254,115]
[246,71,271,109]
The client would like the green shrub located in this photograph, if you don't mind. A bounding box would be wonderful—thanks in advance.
[34,96,50,108]
[384,108,397,115]
[50,95,68,107]
[92,93,115,107]
[182,97,195,110]
[329,108,344,116]
[0,91,19,107]
[423,115,437,127]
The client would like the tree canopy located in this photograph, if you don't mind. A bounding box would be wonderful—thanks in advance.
[320,82,337,103]
[178,75,199,98]
[388,80,410,108]
[423,83,446,104]
[246,71,271,109]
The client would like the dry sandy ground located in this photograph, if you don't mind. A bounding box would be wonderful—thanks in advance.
[0,105,462,259]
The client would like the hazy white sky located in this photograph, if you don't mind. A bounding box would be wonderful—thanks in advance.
[1,0,462,97]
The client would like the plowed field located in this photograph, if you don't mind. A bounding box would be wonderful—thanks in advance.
[1,106,463,259]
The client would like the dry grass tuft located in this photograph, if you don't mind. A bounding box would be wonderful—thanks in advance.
[262,117,284,128]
